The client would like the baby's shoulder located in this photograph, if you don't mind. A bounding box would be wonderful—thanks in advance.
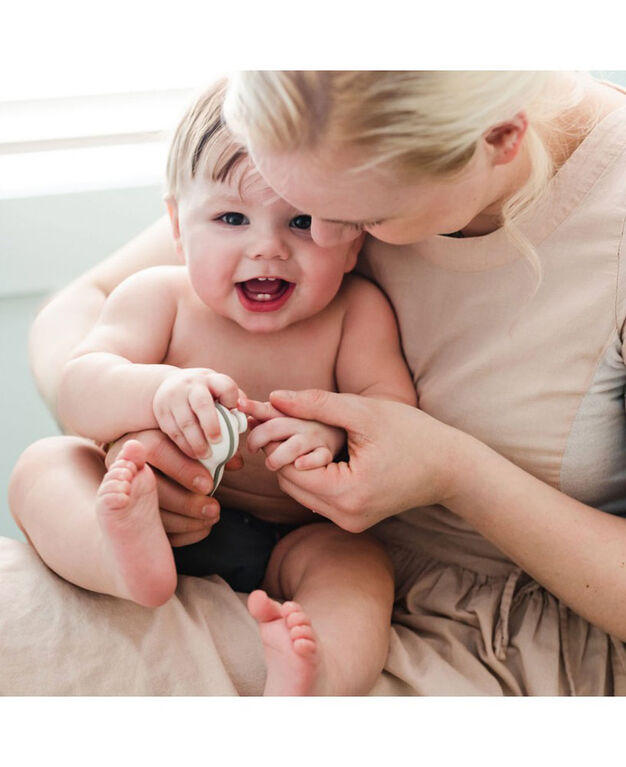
[110,265,189,305]
[336,273,393,312]
[117,264,187,292]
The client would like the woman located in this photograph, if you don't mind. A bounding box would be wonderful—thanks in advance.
[5,71,626,694]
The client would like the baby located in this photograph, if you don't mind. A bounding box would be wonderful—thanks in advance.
[10,79,417,695]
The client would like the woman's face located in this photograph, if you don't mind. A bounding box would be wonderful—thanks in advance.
[251,139,513,246]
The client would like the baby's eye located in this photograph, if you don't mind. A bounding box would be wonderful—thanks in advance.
[290,214,312,231]
[218,212,249,226]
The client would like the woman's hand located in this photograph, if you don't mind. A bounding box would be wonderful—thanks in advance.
[106,429,243,547]
[264,389,466,532]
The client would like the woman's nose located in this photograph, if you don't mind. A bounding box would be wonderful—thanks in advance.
[310,218,360,247]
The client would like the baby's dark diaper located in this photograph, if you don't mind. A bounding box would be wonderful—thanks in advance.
[173,506,297,593]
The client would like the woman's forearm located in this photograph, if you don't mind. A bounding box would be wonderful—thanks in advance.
[29,216,176,422]
[447,434,626,640]
[57,353,178,443]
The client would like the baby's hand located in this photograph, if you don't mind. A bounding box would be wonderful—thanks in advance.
[243,397,345,471]
[153,368,242,459]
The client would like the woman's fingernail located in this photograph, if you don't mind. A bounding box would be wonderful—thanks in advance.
[193,476,212,494]
[201,504,218,518]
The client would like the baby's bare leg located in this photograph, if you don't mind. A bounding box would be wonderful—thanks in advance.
[248,523,394,695]
[8,436,176,607]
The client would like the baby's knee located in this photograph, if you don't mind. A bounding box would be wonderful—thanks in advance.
[9,436,101,518]
[265,522,393,598]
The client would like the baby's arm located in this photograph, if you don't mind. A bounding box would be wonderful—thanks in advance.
[57,267,240,457]
[57,267,181,442]
[334,276,417,407]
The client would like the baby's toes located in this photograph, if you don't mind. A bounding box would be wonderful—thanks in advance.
[285,609,312,630]
[280,600,303,618]
[98,478,131,499]
[109,458,138,478]
[104,467,133,483]
[289,624,317,655]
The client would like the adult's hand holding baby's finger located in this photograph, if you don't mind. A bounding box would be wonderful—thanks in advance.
[268,389,464,533]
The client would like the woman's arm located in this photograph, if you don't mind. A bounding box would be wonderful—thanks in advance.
[29,215,176,421]
[266,389,626,641]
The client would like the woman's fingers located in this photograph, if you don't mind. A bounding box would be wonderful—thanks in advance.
[155,474,220,527]
[168,530,212,547]
[269,389,368,432]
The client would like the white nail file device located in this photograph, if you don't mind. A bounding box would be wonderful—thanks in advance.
[200,404,248,495]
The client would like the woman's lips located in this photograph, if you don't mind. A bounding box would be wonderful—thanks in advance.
[235,278,295,313]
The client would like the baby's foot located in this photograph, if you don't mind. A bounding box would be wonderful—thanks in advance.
[248,590,326,695]
[96,440,176,607]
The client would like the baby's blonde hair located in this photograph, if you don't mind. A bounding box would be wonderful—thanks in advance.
[224,71,592,277]
[166,77,249,198]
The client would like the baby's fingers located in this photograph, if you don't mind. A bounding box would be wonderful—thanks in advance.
[264,434,311,471]
[293,447,333,471]
[247,417,300,453]
[155,410,198,459]
[170,403,209,459]
[238,396,284,423]
[207,373,240,409]
[188,384,221,444]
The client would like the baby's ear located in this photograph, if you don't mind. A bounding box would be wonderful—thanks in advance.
[344,232,366,273]
[164,196,185,262]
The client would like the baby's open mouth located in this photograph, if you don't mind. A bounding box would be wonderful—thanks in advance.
[235,278,295,312]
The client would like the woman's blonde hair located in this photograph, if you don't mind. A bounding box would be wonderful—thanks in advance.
[165,77,249,198]
[224,71,592,277]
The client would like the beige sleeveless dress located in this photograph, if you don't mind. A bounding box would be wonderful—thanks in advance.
[1,99,625,696]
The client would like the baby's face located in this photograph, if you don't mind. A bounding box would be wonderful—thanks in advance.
[168,161,362,333]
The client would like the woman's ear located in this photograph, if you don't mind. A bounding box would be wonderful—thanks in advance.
[484,112,528,166]
[164,196,185,262]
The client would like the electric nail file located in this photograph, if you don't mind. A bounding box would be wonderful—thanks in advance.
[200,403,248,494]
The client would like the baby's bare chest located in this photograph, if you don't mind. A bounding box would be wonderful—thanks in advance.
[162,307,342,399]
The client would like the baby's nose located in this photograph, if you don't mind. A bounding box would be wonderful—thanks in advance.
[249,234,290,260]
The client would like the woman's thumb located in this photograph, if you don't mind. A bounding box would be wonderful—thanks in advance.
[269,389,361,428]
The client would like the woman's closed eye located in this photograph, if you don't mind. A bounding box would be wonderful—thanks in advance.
[345,220,383,232]
[218,212,249,226]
